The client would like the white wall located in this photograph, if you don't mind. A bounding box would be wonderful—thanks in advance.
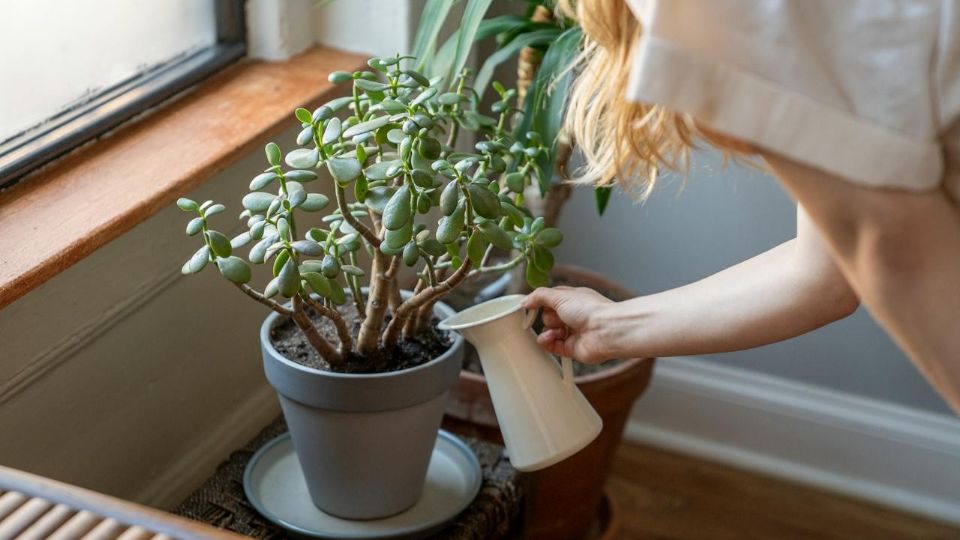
[555,151,953,415]
[0,142,286,507]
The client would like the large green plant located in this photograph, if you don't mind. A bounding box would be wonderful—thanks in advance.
[411,0,612,214]
[176,55,561,368]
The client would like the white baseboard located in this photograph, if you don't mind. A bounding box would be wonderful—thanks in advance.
[625,357,960,525]
[133,384,281,509]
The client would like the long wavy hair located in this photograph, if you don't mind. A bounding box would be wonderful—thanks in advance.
[557,0,702,199]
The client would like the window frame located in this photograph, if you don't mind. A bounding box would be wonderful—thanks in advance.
[0,0,246,191]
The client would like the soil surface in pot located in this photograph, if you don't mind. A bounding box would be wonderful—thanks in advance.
[462,270,626,377]
[270,300,452,374]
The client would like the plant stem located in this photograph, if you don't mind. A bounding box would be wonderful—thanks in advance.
[384,258,473,345]
[292,296,342,365]
[335,184,380,246]
[234,283,293,316]
[356,251,392,355]
[347,251,365,318]
[302,294,354,355]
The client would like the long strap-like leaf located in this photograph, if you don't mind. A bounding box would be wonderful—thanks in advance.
[412,0,458,71]
[516,26,582,189]
[445,0,493,89]
[473,28,561,101]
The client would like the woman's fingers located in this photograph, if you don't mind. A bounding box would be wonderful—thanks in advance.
[541,308,564,328]
[522,287,565,311]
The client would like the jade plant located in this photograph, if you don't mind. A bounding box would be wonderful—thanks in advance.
[176,55,562,368]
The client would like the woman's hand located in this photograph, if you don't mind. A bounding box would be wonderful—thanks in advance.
[522,286,615,363]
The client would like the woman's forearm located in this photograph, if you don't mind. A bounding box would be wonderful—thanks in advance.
[594,232,858,360]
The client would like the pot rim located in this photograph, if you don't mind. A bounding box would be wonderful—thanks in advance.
[260,293,464,381]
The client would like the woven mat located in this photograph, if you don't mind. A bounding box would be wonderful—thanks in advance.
[174,417,523,539]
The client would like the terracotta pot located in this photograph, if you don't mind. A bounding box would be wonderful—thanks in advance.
[442,265,656,540]
[593,490,621,540]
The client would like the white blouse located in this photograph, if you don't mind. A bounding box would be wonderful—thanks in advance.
[625,0,960,202]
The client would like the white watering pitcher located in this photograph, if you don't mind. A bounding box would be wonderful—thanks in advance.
[439,294,603,471]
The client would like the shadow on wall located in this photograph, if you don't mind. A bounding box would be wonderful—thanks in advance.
[554,150,953,415]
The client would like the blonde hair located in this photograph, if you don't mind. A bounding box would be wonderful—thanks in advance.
[557,0,700,199]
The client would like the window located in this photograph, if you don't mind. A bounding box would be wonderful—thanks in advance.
[0,0,245,190]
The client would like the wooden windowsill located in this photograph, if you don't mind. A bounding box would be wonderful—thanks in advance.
[0,46,367,310]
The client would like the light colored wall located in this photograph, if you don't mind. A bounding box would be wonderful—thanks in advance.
[554,151,953,415]
[0,142,288,507]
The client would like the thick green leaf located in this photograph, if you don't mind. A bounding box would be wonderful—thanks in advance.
[321,255,341,278]
[440,181,459,215]
[206,230,232,257]
[385,220,414,249]
[436,205,464,244]
[410,87,437,108]
[420,238,446,257]
[466,230,487,262]
[327,157,362,183]
[277,258,300,298]
[479,221,512,250]
[474,28,560,100]
[383,185,412,230]
[302,272,334,299]
[241,191,277,212]
[285,169,318,183]
[250,172,277,190]
[328,71,352,84]
[185,217,204,236]
[467,184,500,219]
[295,107,312,123]
[204,204,225,218]
[181,245,210,274]
[285,148,319,169]
[525,260,549,288]
[535,227,563,248]
[264,277,281,299]
[380,99,407,114]
[532,245,555,273]
[231,232,252,249]
[287,183,307,207]
[300,193,330,212]
[248,235,276,264]
[364,186,397,214]
[355,79,390,92]
[322,117,342,146]
[217,256,252,284]
[403,241,420,266]
[292,240,324,256]
[265,143,281,166]
[177,198,199,212]
[364,160,403,181]
[504,171,524,193]
[342,116,392,139]
[297,126,313,145]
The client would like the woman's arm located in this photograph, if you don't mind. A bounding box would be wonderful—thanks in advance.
[761,152,960,412]
[524,206,860,362]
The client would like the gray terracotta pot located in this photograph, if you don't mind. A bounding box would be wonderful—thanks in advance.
[259,294,463,520]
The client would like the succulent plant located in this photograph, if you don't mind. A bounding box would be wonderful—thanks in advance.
[176,55,562,367]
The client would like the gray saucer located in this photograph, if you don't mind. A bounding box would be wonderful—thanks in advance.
[243,430,482,539]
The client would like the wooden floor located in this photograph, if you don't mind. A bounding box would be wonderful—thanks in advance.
[607,443,960,539]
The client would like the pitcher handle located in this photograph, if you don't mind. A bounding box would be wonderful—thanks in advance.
[522,306,576,391]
